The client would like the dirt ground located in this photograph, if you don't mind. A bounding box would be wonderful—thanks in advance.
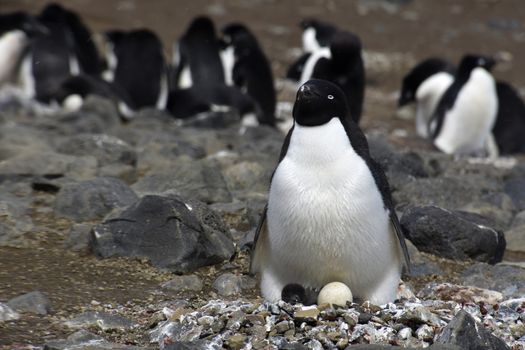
[1,0,524,347]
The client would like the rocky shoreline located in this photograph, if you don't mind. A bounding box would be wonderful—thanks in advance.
[0,86,524,349]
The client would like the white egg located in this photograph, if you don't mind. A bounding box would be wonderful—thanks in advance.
[317,282,353,307]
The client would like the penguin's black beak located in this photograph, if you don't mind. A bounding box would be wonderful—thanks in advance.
[297,82,321,101]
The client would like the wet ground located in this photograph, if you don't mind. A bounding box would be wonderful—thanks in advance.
[1,0,525,347]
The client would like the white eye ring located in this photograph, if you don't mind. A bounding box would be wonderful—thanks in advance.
[328,95,334,100]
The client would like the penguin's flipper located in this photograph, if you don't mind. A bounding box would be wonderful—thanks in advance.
[250,204,268,274]
[389,208,411,274]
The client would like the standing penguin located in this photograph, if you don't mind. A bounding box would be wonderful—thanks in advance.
[287,19,338,81]
[103,29,168,115]
[0,11,47,87]
[430,55,498,156]
[251,79,410,305]
[220,23,276,126]
[173,16,225,89]
[398,58,456,138]
[297,31,365,124]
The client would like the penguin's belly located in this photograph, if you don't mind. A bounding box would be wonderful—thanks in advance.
[0,31,27,85]
[266,153,397,295]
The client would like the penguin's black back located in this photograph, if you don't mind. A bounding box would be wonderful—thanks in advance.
[177,16,224,87]
[493,81,525,154]
[108,29,165,109]
[223,24,276,126]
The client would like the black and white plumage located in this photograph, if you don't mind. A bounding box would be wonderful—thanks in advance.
[103,29,168,116]
[398,58,456,138]
[173,16,225,89]
[0,11,47,87]
[430,54,498,156]
[220,23,276,126]
[492,82,525,154]
[251,79,410,305]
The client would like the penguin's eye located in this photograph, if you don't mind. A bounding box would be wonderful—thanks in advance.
[327,95,334,100]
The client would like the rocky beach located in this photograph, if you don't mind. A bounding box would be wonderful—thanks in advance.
[1,0,525,349]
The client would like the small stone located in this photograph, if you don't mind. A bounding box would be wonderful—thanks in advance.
[294,306,320,323]
[0,303,20,322]
[7,291,51,315]
[416,324,434,341]
[398,327,412,340]
[197,315,215,326]
[246,314,266,325]
[275,320,290,333]
[161,275,203,292]
[213,273,242,296]
[417,283,503,305]
[317,282,353,307]
[225,334,246,350]
[64,311,137,331]
[335,337,348,349]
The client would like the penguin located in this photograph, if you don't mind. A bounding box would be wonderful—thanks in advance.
[220,23,276,126]
[297,31,365,124]
[173,16,225,89]
[0,11,47,87]
[103,29,168,115]
[491,81,525,154]
[398,58,456,138]
[19,3,101,103]
[430,54,498,156]
[251,79,410,305]
[286,19,338,81]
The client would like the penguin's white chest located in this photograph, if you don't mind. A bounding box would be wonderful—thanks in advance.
[302,28,320,53]
[415,72,454,138]
[265,119,397,296]
[299,47,331,85]
[434,68,498,155]
[0,30,28,85]
[220,45,235,86]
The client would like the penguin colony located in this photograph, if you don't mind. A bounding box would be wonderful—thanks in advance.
[2,4,525,306]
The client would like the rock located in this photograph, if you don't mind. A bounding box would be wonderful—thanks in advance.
[404,239,444,277]
[64,311,137,331]
[98,163,137,183]
[505,211,525,256]
[401,206,506,263]
[161,275,203,292]
[435,310,510,350]
[55,134,137,167]
[460,263,525,298]
[164,340,218,350]
[54,177,138,222]
[7,291,51,315]
[394,176,501,211]
[45,329,145,349]
[504,178,525,211]
[209,201,262,232]
[222,161,271,194]
[225,334,247,350]
[0,303,20,322]
[294,306,320,322]
[64,224,93,252]
[461,192,516,230]
[0,150,97,180]
[417,283,503,305]
[212,273,256,296]
[132,159,231,204]
[91,195,235,273]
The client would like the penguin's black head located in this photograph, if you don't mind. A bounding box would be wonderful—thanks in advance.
[0,12,48,37]
[398,57,456,106]
[330,31,362,64]
[293,79,349,127]
[222,23,254,45]
[458,54,496,76]
[186,16,216,38]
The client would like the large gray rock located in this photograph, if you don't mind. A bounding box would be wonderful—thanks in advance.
[55,134,137,167]
[90,195,235,273]
[505,211,525,256]
[435,310,510,350]
[401,206,506,263]
[54,177,138,222]
[461,192,516,231]
[132,159,231,204]
[460,263,525,298]
[7,291,51,315]
[0,183,34,247]
[504,178,525,211]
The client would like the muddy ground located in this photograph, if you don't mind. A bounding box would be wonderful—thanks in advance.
[1,0,525,347]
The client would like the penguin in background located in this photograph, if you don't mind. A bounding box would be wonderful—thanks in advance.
[0,11,48,87]
[103,29,168,117]
[220,23,276,126]
[172,16,225,89]
[398,58,456,139]
[286,19,338,81]
[430,54,498,157]
[251,79,410,305]
[19,3,101,103]
[399,56,525,155]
